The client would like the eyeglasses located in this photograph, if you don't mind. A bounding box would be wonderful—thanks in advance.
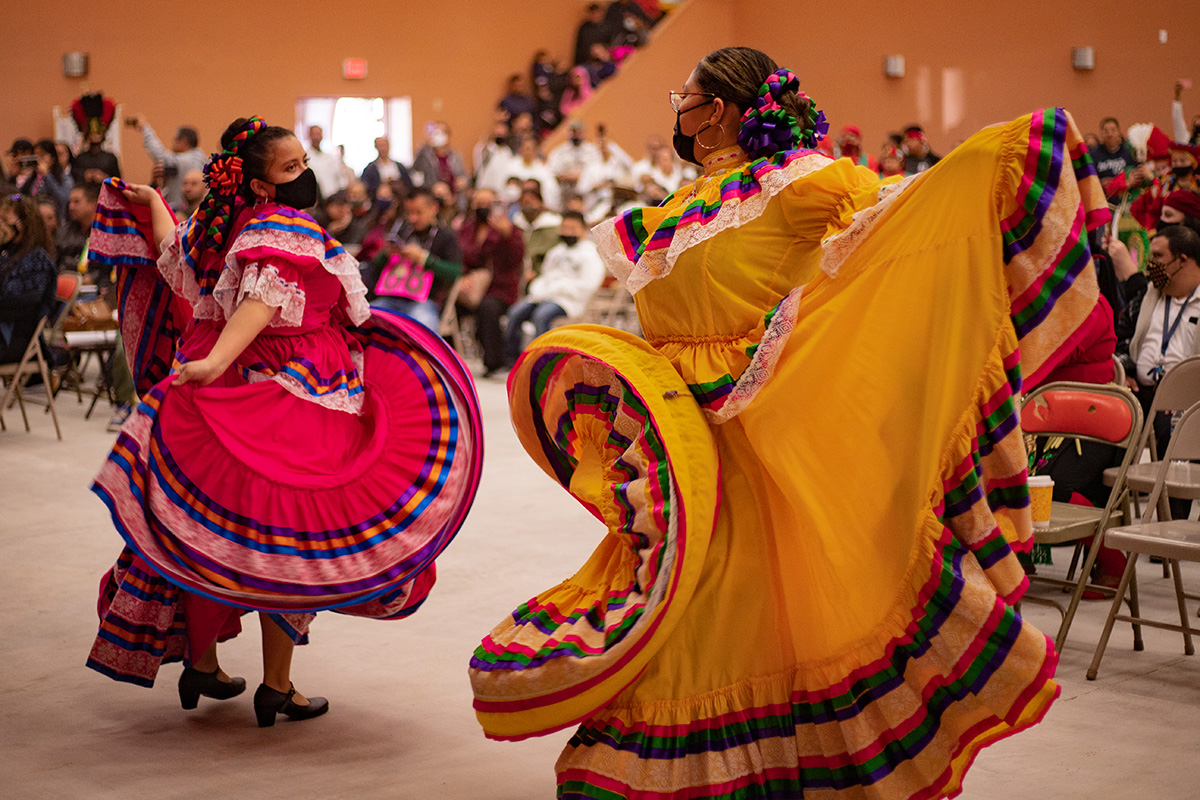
[669,91,717,113]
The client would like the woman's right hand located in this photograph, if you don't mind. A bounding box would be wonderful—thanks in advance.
[121,183,160,207]
[175,358,226,387]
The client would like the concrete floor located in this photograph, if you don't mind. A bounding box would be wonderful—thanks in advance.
[2,371,1198,799]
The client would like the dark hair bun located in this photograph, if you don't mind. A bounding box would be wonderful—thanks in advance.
[220,118,251,152]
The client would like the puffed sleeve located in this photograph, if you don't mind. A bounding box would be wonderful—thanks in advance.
[216,209,325,327]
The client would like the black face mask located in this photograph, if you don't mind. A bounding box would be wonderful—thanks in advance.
[570,136,583,147]
[494,136,507,146]
[672,101,714,167]
[474,207,491,225]
[1172,165,1195,180]
[1157,221,1179,231]
[271,167,318,210]
[560,235,579,246]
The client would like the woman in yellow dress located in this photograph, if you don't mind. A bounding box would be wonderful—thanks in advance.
[471,47,1109,798]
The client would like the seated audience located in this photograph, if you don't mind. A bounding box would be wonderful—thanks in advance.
[1089,117,1141,196]
[361,187,463,331]
[499,74,535,121]
[0,195,57,363]
[457,188,526,377]
[574,3,611,66]
[513,184,562,279]
[58,182,100,277]
[902,125,940,174]
[548,121,600,195]
[559,68,595,117]
[836,126,878,172]
[362,136,413,200]
[413,122,469,196]
[503,211,604,363]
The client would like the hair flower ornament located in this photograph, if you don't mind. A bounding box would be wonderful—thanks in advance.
[203,154,244,197]
[737,69,829,159]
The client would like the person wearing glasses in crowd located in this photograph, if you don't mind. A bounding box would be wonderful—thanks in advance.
[471,46,1112,799]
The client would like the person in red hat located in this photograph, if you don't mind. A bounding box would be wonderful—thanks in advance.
[835,125,878,171]
[1131,142,1200,230]
[1161,189,1200,234]
[70,93,122,183]
[901,123,939,174]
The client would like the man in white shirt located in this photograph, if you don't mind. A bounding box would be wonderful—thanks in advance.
[305,125,349,200]
[1130,228,1200,476]
[130,118,207,212]
[547,121,600,195]
[504,210,605,363]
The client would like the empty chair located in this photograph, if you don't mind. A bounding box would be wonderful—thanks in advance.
[1088,400,1200,679]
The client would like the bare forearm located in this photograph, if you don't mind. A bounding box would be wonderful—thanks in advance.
[149,191,177,247]
[206,299,276,370]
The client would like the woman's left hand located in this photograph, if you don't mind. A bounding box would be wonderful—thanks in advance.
[175,358,226,387]
[121,183,160,206]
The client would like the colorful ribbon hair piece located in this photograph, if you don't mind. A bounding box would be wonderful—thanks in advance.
[737,69,829,159]
[182,117,269,278]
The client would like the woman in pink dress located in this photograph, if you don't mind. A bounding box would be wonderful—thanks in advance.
[86,117,482,727]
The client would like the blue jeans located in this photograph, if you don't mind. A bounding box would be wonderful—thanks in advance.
[504,300,567,364]
[371,296,441,332]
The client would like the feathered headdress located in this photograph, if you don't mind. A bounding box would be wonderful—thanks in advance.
[70,93,117,139]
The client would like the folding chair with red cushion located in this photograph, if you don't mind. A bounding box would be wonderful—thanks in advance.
[1019,380,1143,650]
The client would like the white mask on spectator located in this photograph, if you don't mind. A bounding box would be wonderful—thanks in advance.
[430,131,449,148]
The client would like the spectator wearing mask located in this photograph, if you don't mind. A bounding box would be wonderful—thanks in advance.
[457,188,525,377]
[1130,143,1200,231]
[574,3,611,66]
[474,118,516,193]
[0,195,57,363]
[361,187,463,331]
[361,136,413,200]
[130,117,206,213]
[180,169,207,218]
[1089,117,1141,195]
[305,125,348,200]
[58,182,100,276]
[836,126,878,172]
[901,125,940,175]
[412,122,469,196]
[548,120,600,191]
[503,211,604,363]
[501,137,562,211]
[1159,189,1200,235]
[513,184,563,280]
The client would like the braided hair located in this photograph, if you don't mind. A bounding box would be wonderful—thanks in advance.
[181,117,293,272]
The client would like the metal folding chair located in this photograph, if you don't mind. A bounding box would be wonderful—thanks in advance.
[0,316,63,440]
[1087,400,1200,679]
[1019,381,1143,650]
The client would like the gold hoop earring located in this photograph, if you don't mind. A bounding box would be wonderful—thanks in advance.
[696,123,726,151]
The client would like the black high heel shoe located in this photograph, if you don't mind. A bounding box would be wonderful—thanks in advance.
[253,683,329,728]
[178,667,247,710]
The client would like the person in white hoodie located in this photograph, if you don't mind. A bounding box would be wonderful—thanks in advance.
[504,210,605,364]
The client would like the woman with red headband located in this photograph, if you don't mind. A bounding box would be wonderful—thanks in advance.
[85,117,483,727]
[471,47,1110,798]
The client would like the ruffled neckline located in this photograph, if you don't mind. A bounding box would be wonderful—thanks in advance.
[593,149,833,294]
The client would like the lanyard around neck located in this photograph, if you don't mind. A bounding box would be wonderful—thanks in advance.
[1161,288,1197,357]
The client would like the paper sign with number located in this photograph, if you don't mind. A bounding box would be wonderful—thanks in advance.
[374,255,433,302]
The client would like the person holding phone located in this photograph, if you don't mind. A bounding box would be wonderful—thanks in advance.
[360,186,463,331]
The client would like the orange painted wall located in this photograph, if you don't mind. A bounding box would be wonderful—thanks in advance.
[1,1,588,182]
[5,1,1199,183]
[556,0,1200,157]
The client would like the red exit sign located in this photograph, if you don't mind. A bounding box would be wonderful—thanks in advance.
[343,59,367,80]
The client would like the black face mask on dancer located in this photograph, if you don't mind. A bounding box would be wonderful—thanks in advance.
[672,100,714,167]
[270,167,319,210]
